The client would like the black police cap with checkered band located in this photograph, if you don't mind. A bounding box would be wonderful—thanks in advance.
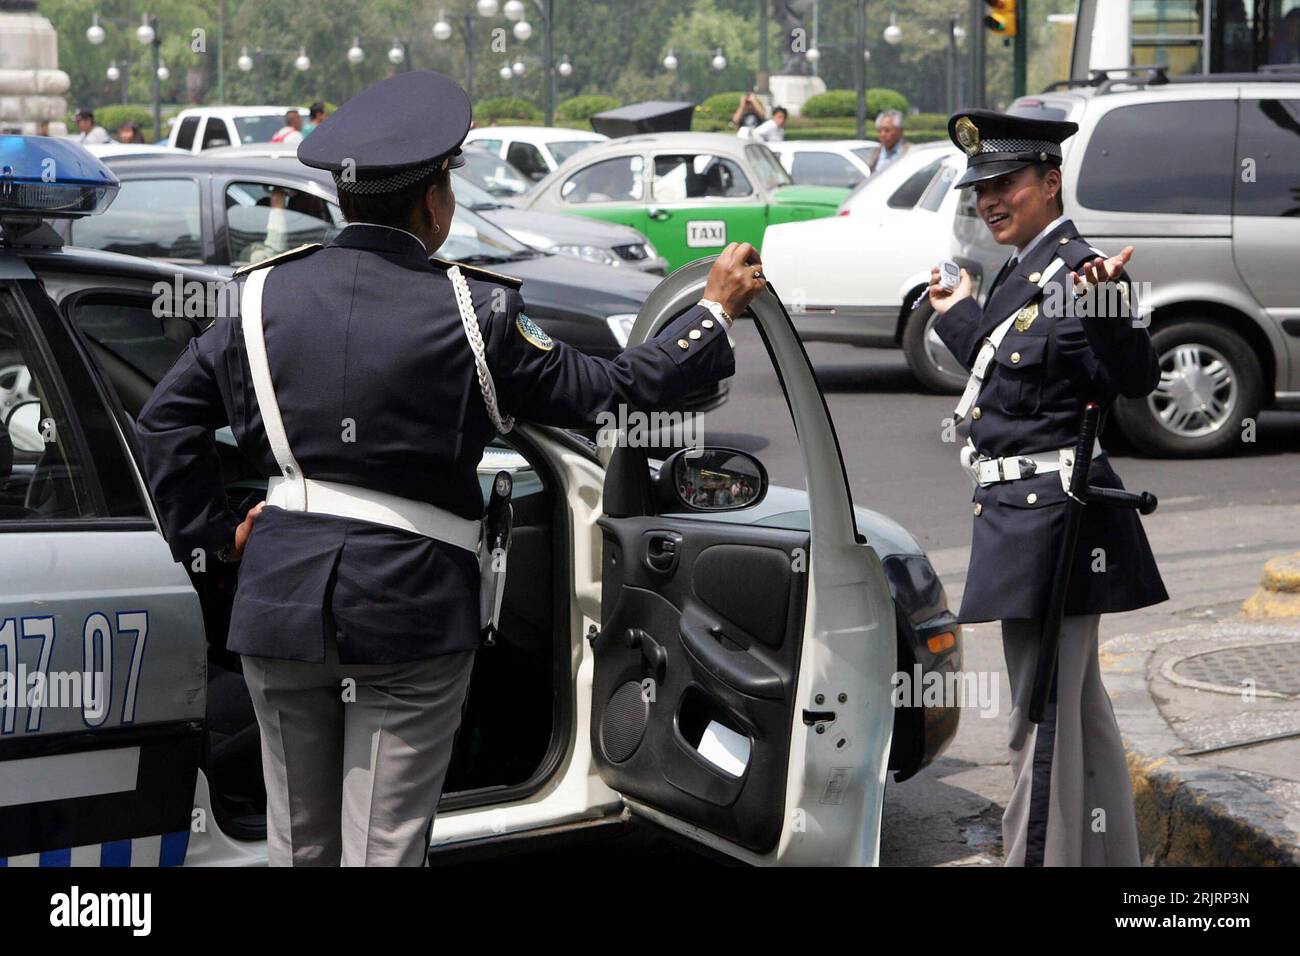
[297,71,471,195]
[947,108,1079,189]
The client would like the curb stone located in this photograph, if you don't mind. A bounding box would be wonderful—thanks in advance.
[1103,623,1300,866]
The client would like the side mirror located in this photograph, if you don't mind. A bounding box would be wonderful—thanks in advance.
[5,401,46,454]
[658,447,767,513]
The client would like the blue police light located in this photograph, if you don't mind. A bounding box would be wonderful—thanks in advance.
[0,136,119,219]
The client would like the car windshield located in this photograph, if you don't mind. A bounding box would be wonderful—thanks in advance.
[441,203,538,264]
[232,115,289,144]
[548,140,600,165]
[460,149,531,198]
[452,172,502,209]
[744,144,793,191]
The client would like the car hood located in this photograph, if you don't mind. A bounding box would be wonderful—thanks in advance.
[771,184,853,208]
[496,252,660,314]
[476,207,648,250]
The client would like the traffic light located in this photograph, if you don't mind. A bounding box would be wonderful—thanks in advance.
[983,0,1018,37]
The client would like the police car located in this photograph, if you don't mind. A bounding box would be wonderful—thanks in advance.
[0,137,959,867]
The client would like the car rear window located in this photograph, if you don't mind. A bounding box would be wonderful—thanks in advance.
[232,114,287,144]
[1077,100,1236,215]
[548,140,600,165]
[888,159,943,209]
[744,144,793,190]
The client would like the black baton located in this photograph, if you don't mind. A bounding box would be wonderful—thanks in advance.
[1028,402,1102,724]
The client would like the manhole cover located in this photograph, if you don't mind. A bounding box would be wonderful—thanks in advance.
[1169,641,1300,698]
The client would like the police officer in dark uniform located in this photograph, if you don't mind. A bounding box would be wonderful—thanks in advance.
[135,71,766,866]
[927,109,1168,866]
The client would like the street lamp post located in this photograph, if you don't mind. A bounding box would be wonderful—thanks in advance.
[855,0,867,139]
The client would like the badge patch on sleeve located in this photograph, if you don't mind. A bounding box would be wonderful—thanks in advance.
[516,314,554,351]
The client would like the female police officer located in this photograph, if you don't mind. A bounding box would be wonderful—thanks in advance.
[927,109,1167,867]
[135,71,766,866]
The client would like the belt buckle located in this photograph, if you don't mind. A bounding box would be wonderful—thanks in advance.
[1017,456,1037,478]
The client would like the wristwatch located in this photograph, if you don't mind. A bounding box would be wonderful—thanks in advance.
[698,299,732,328]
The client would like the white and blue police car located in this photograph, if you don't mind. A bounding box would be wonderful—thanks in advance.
[1,136,960,867]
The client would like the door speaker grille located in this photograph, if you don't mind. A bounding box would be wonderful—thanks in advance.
[601,680,650,763]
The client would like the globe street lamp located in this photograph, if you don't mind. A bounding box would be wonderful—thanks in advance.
[388,41,405,66]
[711,48,727,71]
[347,40,364,66]
[477,0,499,17]
[883,14,902,46]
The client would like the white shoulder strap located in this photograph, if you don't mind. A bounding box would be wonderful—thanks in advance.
[953,257,1068,424]
[240,266,307,510]
[447,265,515,435]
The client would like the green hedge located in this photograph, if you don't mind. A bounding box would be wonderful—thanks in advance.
[556,94,620,122]
[802,88,909,119]
[474,96,541,123]
[784,128,949,144]
[909,111,949,130]
[696,91,746,124]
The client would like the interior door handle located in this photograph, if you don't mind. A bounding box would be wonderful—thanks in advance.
[643,531,681,574]
[679,622,782,700]
[647,207,672,221]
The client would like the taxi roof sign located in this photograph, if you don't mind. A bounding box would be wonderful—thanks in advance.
[0,136,119,220]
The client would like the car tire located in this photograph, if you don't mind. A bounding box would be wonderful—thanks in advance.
[1112,319,1264,458]
[901,298,965,394]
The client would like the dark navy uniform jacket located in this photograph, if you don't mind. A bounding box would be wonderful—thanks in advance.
[935,218,1168,623]
[136,223,734,663]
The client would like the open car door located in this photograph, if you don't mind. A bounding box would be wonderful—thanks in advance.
[589,260,896,865]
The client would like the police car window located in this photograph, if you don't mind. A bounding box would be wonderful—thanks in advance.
[887,159,943,209]
[790,151,863,188]
[507,141,549,180]
[0,291,108,522]
[917,161,959,212]
[1233,99,1300,218]
[68,294,197,384]
[70,178,203,261]
[461,149,530,199]
[174,116,200,150]
[1077,100,1235,215]
[561,156,644,203]
[225,182,343,266]
[744,144,793,190]
[475,138,503,154]
[652,154,752,200]
[231,114,285,144]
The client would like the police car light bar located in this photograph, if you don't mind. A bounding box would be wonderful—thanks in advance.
[0,136,119,220]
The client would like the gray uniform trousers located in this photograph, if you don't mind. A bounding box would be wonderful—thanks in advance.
[241,636,475,867]
[1000,614,1140,866]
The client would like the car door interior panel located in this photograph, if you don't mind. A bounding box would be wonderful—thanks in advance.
[594,512,809,852]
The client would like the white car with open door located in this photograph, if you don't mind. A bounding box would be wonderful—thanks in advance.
[2,137,961,867]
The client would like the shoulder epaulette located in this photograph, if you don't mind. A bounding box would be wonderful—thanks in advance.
[233,243,323,277]
[1056,234,1104,269]
[429,256,523,291]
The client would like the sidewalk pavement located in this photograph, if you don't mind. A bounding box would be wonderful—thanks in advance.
[1102,556,1300,866]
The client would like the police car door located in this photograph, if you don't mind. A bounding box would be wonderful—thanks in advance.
[589,260,897,866]
[0,263,205,867]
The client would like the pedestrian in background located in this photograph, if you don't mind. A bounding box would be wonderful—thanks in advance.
[751,107,787,143]
[302,101,327,137]
[731,91,766,133]
[867,109,909,174]
[73,108,111,145]
[270,109,304,146]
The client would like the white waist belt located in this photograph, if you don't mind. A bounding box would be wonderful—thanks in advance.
[265,476,481,552]
[961,437,1103,491]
